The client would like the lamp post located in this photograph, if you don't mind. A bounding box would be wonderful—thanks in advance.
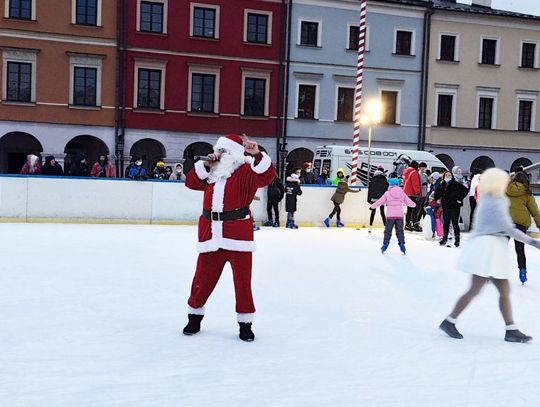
[359,100,383,186]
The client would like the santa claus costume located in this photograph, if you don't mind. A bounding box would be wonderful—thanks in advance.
[182,134,275,341]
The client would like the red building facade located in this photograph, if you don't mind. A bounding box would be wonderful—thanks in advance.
[121,0,286,169]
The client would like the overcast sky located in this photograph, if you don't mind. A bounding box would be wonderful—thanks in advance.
[479,0,540,16]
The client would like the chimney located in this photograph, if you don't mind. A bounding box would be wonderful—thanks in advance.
[472,0,492,7]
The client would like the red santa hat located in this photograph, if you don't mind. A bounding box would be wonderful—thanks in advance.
[214,134,245,156]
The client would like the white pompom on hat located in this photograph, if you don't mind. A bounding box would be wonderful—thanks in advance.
[214,134,245,156]
[478,167,510,197]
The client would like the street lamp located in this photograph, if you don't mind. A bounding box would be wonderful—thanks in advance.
[359,99,383,186]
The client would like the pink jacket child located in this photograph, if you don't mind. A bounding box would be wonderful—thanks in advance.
[370,178,416,254]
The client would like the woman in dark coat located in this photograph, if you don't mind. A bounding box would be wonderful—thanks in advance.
[285,168,302,229]
[264,174,285,227]
[435,171,469,247]
[367,166,389,232]
[41,156,64,176]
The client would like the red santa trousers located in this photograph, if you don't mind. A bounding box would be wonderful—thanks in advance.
[188,249,255,314]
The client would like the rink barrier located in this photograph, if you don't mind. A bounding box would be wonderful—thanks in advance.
[0,174,539,231]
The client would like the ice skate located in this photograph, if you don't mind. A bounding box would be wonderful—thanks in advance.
[336,220,345,228]
[399,243,406,254]
[368,226,372,234]
[412,222,423,232]
[253,223,260,231]
[323,217,330,228]
[183,314,204,336]
[381,242,389,254]
[404,222,414,232]
[505,329,532,343]
[273,221,280,228]
[239,322,255,342]
[439,319,463,339]
[519,268,527,285]
[263,220,273,227]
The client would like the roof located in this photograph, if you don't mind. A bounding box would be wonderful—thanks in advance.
[432,1,540,21]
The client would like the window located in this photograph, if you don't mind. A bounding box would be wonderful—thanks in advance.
[140,1,164,33]
[243,78,266,116]
[137,68,161,109]
[481,38,497,65]
[381,91,398,124]
[191,74,215,113]
[193,7,216,38]
[6,62,31,102]
[521,43,537,68]
[9,0,31,20]
[437,95,453,127]
[395,30,413,56]
[518,100,533,131]
[337,87,354,121]
[297,84,316,119]
[246,13,268,44]
[348,26,359,51]
[440,35,456,61]
[300,21,319,47]
[73,67,97,106]
[478,97,494,129]
[76,0,97,25]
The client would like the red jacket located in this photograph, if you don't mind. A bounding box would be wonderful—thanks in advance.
[90,162,116,178]
[186,152,275,253]
[402,167,422,197]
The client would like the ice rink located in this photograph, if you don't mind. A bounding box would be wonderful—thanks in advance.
[2,223,540,407]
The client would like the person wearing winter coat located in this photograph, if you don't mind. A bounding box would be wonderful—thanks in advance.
[125,157,148,180]
[434,171,468,247]
[452,165,469,188]
[316,168,331,185]
[367,165,388,232]
[90,154,116,178]
[425,193,443,239]
[301,162,316,184]
[331,168,346,186]
[67,153,88,177]
[506,171,540,285]
[402,161,422,232]
[153,160,167,180]
[41,156,64,176]
[370,177,416,254]
[439,168,540,344]
[285,168,302,229]
[169,163,186,181]
[264,174,285,227]
[323,171,359,228]
[20,154,41,175]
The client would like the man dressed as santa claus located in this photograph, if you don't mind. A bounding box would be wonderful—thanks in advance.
[183,134,275,341]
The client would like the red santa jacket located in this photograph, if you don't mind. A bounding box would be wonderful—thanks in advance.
[402,167,422,197]
[186,152,275,253]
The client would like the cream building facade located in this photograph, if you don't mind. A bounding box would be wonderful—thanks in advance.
[424,0,540,174]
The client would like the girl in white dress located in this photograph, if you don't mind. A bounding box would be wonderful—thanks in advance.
[439,168,540,343]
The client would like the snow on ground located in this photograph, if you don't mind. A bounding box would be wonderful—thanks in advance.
[1,223,540,407]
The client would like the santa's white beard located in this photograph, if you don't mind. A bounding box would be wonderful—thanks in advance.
[208,152,244,182]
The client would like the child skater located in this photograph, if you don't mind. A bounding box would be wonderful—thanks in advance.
[424,193,443,239]
[285,168,302,229]
[439,168,540,343]
[370,177,416,254]
[323,172,359,228]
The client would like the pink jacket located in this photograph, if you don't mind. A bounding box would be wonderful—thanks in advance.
[370,186,416,219]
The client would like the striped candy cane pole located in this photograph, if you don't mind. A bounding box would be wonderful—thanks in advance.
[350,0,367,186]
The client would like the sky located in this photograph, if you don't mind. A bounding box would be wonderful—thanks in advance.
[483,0,540,16]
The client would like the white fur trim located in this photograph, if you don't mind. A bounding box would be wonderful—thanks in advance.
[210,179,226,247]
[197,237,256,253]
[188,306,205,315]
[215,136,245,156]
[506,324,519,331]
[244,156,254,165]
[250,152,271,175]
[194,160,210,180]
[237,313,255,323]
[446,316,458,324]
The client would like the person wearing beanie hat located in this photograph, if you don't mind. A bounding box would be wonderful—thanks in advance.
[41,155,64,176]
[370,177,416,254]
[301,161,316,184]
[323,168,359,228]
[182,134,275,342]
[440,168,540,343]
[367,166,389,232]
[285,168,303,228]
[152,159,167,180]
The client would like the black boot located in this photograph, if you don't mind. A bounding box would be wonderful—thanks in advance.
[183,314,203,335]
[505,329,532,343]
[439,319,463,339]
[439,236,448,246]
[454,236,460,247]
[404,222,414,232]
[239,322,255,342]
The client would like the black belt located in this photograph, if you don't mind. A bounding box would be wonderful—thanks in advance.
[202,207,250,221]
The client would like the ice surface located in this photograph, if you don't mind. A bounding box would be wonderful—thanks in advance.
[1,223,540,407]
